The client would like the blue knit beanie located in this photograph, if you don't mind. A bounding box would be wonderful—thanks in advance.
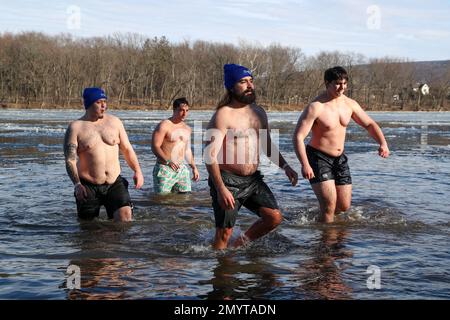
[83,87,107,109]
[224,64,253,90]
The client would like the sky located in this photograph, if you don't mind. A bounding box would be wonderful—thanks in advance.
[1,0,449,61]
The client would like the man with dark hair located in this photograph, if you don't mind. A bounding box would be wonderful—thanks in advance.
[64,87,144,222]
[293,66,390,223]
[205,64,298,249]
[324,66,349,84]
[173,97,189,109]
[151,97,199,194]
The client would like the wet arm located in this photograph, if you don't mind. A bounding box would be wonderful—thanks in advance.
[205,122,236,208]
[351,103,389,148]
[119,122,143,178]
[205,113,227,190]
[260,109,290,169]
[185,143,196,169]
[64,124,80,185]
[151,123,170,163]
[293,103,320,180]
[293,104,317,167]
[185,141,199,181]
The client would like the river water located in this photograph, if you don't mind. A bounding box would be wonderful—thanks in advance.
[0,109,449,299]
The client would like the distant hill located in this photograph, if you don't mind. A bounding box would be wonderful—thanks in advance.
[411,60,450,83]
[352,59,450,86]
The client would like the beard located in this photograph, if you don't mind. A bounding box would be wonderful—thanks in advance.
[232,89,256,105]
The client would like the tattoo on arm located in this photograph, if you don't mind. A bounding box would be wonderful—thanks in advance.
[64,128,79,184]
[64,143,77,161]
[65,160,79,185]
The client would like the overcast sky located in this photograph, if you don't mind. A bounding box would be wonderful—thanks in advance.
[1,0,449,61]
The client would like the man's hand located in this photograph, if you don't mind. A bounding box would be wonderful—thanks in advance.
[301,164,315,180]
[218,186,235,210]
[74,183,88,202]
[168,160,180,172]
[284,165,298,186]
[378,144,390,158]
[133,171,144,189]
[191,167,200,182]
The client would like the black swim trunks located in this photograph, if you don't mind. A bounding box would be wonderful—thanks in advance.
[75,175,132,220]
[306,145,352,185]
[208,170,279,228]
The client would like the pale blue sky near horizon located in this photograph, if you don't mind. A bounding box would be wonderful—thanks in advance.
[1,0,449,62]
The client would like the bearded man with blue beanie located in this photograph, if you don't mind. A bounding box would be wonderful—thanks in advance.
[63,87,144,223]
[206,64,299,250]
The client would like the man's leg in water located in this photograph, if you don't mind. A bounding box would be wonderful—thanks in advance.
[113,206,132,222]
[233,207,283,247]
[214,227,234,250]
[335,184,352,215]
[312,180,337,223]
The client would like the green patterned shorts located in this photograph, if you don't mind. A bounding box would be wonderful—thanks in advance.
[153,163,192,194]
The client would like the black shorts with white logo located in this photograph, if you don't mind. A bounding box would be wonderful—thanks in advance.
[306,145,352,185]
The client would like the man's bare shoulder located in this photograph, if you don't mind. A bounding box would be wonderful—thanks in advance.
[310,100,325,107]
[210,106,232,126]
[215,105,234,115]
[157,119,173,130]
[250,104,268,123]
[345,95,359,105]
[66,119,83,132]
[342,95,363,111]
[305,100,325,115]
[104,113,122,124]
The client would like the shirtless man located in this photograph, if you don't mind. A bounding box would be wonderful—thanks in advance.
[293,66,389,223]
[206,64,298,250]
[64,87,144,222]
[151,97,199,194]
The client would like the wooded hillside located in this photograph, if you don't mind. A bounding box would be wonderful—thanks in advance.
[1,32,449,111]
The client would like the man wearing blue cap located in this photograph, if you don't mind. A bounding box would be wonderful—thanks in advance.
[64,87,144,222]
[205,64,298,249]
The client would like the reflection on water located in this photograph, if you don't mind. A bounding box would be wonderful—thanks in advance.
[296,227,353,300]
[67,258,131,300]
[65,222,133,300]
[0,110,449,299]
[202,255,282,300]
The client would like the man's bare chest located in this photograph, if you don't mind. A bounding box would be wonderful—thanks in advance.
[165,125,190,143]
[78,125,119,150]
[317,106,352,130]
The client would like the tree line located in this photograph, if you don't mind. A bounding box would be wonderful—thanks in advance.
[0,32,448,111]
